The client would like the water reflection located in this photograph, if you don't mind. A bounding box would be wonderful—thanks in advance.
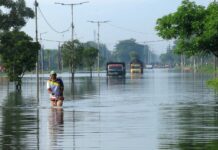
[0,92,38,150]
[106,76,126,85]
[159,103,218,150]
[64,77,98,100]
[130,73,142,79]
[48,108,64,149]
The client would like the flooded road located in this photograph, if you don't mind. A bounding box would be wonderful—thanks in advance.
[0,69,218,150]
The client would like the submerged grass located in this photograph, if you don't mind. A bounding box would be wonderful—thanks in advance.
[207,78,218,90]
[197,65,216,74]
[198,65,218,90]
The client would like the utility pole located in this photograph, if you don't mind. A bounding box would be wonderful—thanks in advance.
[55,1,89,42]
[58,42,63,73]
[35,0,39,102]
[40,32,47,76]
[34,2,40,150]
[55,1,88,80]
[88,20,109,77]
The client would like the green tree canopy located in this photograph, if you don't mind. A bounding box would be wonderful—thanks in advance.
[0,0,37,90]
[113,39,147,64]
[83,46,98,77]
[85,41,111,68]
[129,51,139,61]
[198,2,218,56]
[0,0,34,31]
[0,31,40,89]
[156,0,218,57]
[62,40,84,79]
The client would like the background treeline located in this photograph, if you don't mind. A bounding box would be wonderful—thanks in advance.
[40,39,158,73]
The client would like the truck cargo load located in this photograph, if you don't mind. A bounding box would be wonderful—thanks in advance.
[130,59,143,74]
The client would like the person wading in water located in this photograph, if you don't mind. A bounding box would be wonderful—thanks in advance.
[47,71,64,107]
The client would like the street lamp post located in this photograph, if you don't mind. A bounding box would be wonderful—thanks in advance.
[55,1,89,79]
[88,20,109,77]
[55,1,89,42]
[40,32,47,75]
[34,0,39,102]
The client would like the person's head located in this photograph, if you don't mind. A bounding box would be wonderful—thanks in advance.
[50,70,57,80]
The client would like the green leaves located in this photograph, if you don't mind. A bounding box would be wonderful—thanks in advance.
[156,0,218,57]
[0,31,40,84]
[0,0,36,89]
[156,14,178,39]
[114,39,145,63]
[83,47,98,66]
[0,0,34,31]
[62,40,84,73]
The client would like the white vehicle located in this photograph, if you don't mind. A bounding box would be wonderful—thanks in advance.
[146,64,153,69]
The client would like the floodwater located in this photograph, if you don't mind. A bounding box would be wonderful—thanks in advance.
[0,69,218,150]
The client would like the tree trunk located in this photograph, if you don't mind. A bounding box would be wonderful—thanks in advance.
[90,67,92,78]
[71,72,74,83]
[70,64,75,82]
[215,56,217,77]
[15,77,22,91]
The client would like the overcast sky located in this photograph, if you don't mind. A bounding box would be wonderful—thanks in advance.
[23,0,213,54]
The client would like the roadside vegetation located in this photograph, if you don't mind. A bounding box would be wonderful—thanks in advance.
[156,0,218,89]
[0,0,39,90]
[207,78,218,90]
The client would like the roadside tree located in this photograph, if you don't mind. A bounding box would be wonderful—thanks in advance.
[83,47,98,77]
[0,0,38,90]
[113,39,146,64]
[62,40,84,80]
[0,31,40,89]
[156,0,218,58]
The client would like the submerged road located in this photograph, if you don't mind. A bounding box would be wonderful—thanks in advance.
[0,69,218,149]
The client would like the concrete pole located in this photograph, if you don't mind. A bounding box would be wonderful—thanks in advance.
[35,0,39,102]
[88,20,109,77]
[55,1,89,41]
[71,5,74,42]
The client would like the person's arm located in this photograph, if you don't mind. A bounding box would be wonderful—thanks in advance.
[47,80,52,94]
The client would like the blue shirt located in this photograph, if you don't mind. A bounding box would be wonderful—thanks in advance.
[47,78,64,97]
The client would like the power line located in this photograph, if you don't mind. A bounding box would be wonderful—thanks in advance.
[55,1,89,41]
[41,38,66,43]
[140,40,166,44]
[107,23,147,35]
[38,6,71,34]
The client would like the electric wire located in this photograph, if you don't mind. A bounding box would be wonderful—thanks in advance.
[41,38,66,43]
[38,6,71,34]
[36,7,170,46]
[107,23,147,35]
[106,23,171,44]
[140,40,166,43]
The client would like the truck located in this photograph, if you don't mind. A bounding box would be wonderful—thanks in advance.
[130,59,143,74]
[106,62,126,77]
